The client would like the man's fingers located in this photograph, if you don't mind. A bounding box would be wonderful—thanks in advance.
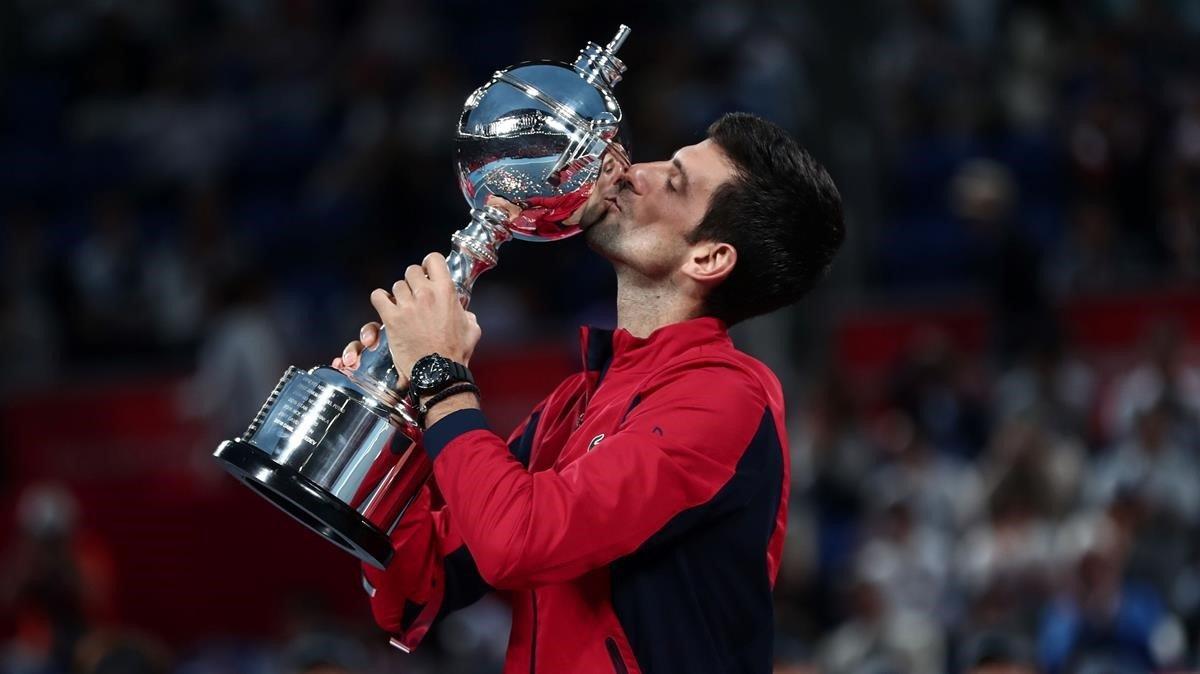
[422,252,453,289]
[360,321,381,347]
[370,288,397,315]
[404,264,428,297]
[335,322,384,371]
[342,340,365,368]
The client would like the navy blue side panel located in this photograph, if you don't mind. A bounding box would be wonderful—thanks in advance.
[400,599,426,630]
[399,547,488,629]
[611,409,783,674]
[509,410,541,468]
[435,545,490,620]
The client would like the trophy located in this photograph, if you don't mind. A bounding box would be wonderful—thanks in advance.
[213,26,631,569]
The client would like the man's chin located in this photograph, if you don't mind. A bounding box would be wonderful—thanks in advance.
[578,200,613,230]
[582,217,619,253]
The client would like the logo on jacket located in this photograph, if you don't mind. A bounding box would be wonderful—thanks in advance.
[588,433,605,450]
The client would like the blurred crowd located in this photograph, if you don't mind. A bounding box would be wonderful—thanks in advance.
[778,318,1200,674]
[2,0,1200,673]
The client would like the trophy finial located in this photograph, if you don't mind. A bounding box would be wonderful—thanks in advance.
[606,25,631,54]
[570,25,629,90]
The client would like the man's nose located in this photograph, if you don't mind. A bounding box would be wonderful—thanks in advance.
[622,162,654,195]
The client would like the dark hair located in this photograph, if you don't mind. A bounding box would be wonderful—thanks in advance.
[688,113,844,325]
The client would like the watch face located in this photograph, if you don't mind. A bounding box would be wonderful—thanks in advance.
[413,355,451,391]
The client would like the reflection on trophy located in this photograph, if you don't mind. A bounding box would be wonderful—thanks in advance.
[212,26,632,569]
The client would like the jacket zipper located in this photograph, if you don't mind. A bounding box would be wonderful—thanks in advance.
[529,591,538,674]
[605,637,629,674]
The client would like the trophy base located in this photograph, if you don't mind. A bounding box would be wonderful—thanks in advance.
[214,439,394,569]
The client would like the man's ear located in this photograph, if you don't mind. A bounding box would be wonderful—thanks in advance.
[682,241,737,286]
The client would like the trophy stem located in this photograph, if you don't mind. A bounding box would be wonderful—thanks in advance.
[346,204,511,410]
[448,205,513,305]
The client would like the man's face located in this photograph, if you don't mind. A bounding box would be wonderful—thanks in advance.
[583,139,736,279]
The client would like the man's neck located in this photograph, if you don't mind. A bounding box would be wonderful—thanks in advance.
[614,272,700,338]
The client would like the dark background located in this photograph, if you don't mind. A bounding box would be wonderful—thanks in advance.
[1,1,1199,673]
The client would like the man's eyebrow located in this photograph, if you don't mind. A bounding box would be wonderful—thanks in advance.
[671,156,690,192]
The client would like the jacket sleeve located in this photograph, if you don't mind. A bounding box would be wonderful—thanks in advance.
[421,358,771,590]
[360,482,465,651]
[361,400,546,650]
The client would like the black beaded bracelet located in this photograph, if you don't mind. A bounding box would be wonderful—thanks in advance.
[418,382,481,428]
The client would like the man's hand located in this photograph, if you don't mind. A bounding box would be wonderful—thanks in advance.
[332,316,479,428]
[368,252,481,389]
[331,321,382,371]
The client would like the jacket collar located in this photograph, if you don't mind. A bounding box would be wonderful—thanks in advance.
[579,317,730,376]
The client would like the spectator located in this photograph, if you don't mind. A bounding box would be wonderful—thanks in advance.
[865,411,984,535]
[0,484,115,674]
[855,498,953,621]
[981,418,1085,522]
[1050,199,1141,297]
[818,579,944,674]
[183,269,286,439]
[993,340,1096,441]
[1087,401,1200,526]
[1038,518,1186,674]
[887,330,989,460]
[954,159,1052,358]
[1103,321,1200,444]
[68,192,151,361]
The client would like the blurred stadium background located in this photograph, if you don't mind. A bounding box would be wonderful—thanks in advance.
[2,1,1200,673]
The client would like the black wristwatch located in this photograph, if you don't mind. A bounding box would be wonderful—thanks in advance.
[409,353,475,398]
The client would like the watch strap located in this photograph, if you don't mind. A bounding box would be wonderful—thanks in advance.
[446,359,475,386]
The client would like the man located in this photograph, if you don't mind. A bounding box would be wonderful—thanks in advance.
[336,113,844,673]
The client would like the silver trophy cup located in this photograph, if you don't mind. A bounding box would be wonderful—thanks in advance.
[213,26,631,568]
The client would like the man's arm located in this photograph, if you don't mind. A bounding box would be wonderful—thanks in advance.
[421,357,775,590]
[338,320,483,651]
[359,482,464,650]
[361,399,546,650]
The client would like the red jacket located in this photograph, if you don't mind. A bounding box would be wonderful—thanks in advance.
[362,317,791,673]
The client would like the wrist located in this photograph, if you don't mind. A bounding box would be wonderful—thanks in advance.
[408,353,474,397]
[422,390,480,429]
